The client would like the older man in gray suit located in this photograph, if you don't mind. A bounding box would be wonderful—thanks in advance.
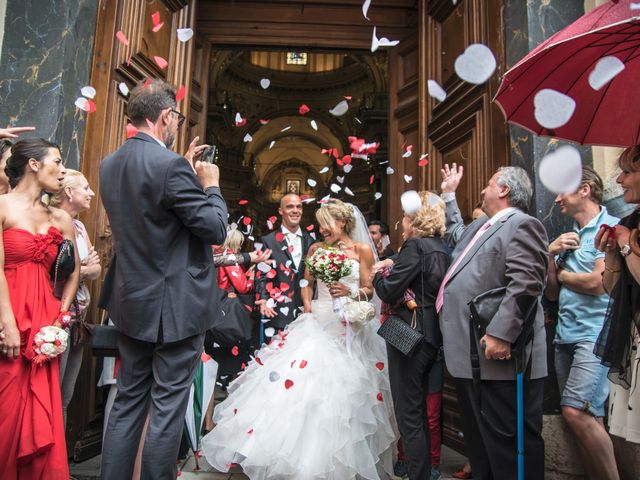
[99,80,228,479]
[438,164,548,480]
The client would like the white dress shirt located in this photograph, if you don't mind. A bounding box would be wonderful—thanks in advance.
[281,225,303,269]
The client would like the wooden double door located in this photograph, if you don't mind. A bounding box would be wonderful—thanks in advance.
[71,0,509,457]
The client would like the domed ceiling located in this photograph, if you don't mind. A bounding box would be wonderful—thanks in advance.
[206,50,389,233]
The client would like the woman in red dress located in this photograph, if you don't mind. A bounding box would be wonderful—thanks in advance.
[0,138,80,479]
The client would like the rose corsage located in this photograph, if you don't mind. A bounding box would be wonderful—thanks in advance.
[57,310,74,329]
[33,325,69,365]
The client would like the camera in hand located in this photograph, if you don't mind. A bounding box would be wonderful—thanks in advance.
[202,145,217,164]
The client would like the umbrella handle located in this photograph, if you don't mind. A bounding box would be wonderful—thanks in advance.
[517,372,525,480]
[259,317,265,345]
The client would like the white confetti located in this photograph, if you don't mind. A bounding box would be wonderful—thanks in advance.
[299,279,309,288]
[81,86,96,99]
[74,97,91,111]
[401,191,422,215]
[266,298,276,309]
[345,187,354,196]
[265,327,276,337]
[404,175,413,183]
[329,100,349,117]
[534,89,576,129]
[337,176,345,184]
[269,140,276,149]
[319,166,330,174]
[427,80,447,102]
[310,120,318,131]
[343,164,353,173]
[279,307,290,316]
[235,112,243,124]
[118,82,129,96]
[243,133,253,143]
[454,44,497,84]
[177,28,194,42]
[632,2,640,9]
[307,178,317,187]
[302,197,316,204]
[402,149,412,158]
[260,78,271,89]
[330,184,341,193]
[588,56,625,91]
[254,242,263,251]
[371,26,400,53]
[257,262,272,273]
[539,145,583,195]
[386,167,394,175]
[374,192,383,200]
[362,0,372,19]
[281,126,291,132]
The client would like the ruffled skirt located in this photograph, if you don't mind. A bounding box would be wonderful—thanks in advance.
[201,300,396,479]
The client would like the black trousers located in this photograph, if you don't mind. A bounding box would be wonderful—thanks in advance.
[454,373,545,480]
[388,341,439,480]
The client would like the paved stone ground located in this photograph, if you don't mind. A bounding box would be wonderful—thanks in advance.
[70,445,468,479]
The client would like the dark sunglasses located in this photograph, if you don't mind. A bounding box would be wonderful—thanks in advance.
[170,108,186,127]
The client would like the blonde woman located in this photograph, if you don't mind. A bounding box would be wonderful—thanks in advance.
[372,191,450,480]
[202,199,395,479]
[50,169,101,426]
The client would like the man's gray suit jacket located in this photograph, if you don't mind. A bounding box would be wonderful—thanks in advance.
[99,133,228,343]
[440,199,549,381]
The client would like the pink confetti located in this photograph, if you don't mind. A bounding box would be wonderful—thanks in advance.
[299,360,308,369]
[126,123,138,139]
[239,199,249,205]
[116,31,130,46]
[231,346,239,356]
[299,104,310,115]
[154,56,168,69]
[176,85,186,102]
[284,379,294,389]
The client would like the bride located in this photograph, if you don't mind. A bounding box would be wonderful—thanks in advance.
[201,199,396,479]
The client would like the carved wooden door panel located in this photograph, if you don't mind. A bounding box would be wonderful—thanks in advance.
[422,0,509,453]
[69,0,201,458]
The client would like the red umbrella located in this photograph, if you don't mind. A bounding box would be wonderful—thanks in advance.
[494,0,640,147]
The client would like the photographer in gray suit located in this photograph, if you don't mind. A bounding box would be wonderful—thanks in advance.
[438,164,548,480]
[99,79,228,479]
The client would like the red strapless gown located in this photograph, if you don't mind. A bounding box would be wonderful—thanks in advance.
[0,227,68,480]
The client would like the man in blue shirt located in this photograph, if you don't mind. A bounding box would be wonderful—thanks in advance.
[545,166,620,480]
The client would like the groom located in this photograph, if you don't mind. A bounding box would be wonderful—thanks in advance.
[256,193,313,337]
[99,79,228,479]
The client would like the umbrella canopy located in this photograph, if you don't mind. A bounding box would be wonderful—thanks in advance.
[184,353,218,457]
[495,0,640,147]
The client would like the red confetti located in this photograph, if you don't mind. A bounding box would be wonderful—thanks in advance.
[299,360,308,369]
[235,117,246,127]
[332,148,339,158]
[268,215,277,224]
[152,21,165,33]
[418,157,429,167]
[291,360,296,368]
[142,78,152,89]
[242,217,252,225]
[231,346,239,356]
[280,282,290,292]
[342,155,352,165]
[369,175,375,185]
[284,379,294,389]
[177,469,182,477]
[151,11,162,28]
[126,123,138,139]
[266,270,277,279]
[201,352,212,362]
[154,56,168,69]
[84,99,97,113]
[344,95,352,100]
[247,428,254,434]
[377,392,383,402]
[115,31,130,46]
[375,362,384,371]
[241,362,247,370]
[244,304,253,312]
[288,245,294,253]
[255,357,263,366]
[336,158,344,167]
[299,104,310,115]
[176,85,186,102]
[275,232,285,242]
[233,408,238,415]
[239,199,249,205]
[306,224,314,231]
[259,119,270,125]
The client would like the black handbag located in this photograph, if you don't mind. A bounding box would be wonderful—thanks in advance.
[377,312,424,356]
[51,239,75,285]
[377,241,426,356]
[90,324,120,357]
[468,286,507,338]
[206,288,253,350]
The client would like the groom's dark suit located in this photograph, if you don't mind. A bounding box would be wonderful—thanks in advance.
[256,228,313,332]
[99,132,228,480]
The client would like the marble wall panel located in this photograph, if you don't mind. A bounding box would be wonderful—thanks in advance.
[0,0,99,170]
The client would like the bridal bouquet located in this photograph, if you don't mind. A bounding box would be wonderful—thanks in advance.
[33,325,68,366]
[306,246,352,284]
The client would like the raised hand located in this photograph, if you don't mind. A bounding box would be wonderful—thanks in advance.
[0,126,35,139]
[184,136,209,170]
[441,163,464,194]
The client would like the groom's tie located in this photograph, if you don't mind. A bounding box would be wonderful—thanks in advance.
[436,221,492,313]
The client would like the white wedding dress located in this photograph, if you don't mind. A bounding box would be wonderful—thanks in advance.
[201,259,396,480]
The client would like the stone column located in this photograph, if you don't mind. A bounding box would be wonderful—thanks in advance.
[0,0,99,170]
